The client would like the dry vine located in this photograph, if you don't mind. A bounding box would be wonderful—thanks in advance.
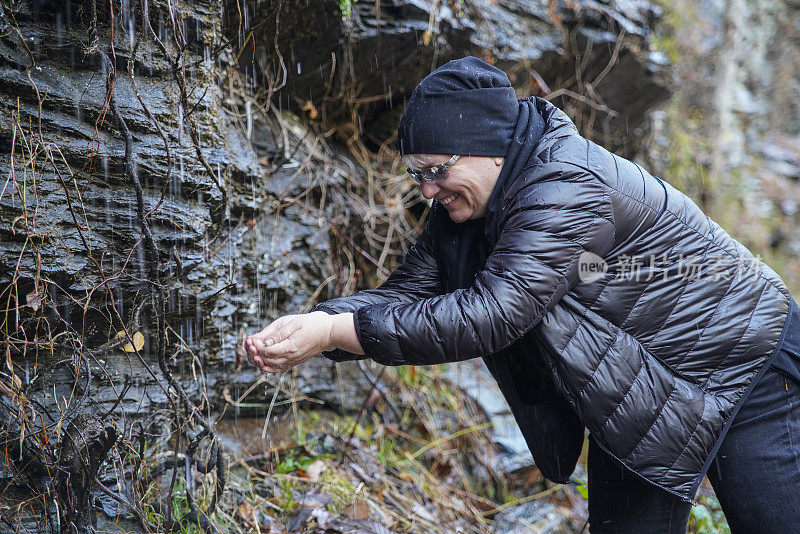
[0,0,234,531]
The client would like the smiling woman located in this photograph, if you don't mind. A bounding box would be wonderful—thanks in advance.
[403,154,505,223]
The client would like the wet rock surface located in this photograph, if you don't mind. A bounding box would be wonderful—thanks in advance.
[755,134,800,267]
[493,500,578,534]
[0,0,372,419]
[243,0,670,158]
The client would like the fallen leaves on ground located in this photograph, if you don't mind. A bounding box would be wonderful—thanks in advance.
[138,368,590,533]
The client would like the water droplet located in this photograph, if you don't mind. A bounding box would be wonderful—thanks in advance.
[128,17,135,49]
[246,100,253,140]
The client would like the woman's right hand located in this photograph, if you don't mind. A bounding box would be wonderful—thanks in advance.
[244,312,335,373]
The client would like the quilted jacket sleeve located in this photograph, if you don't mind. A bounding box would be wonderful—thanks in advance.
[353,163,616,366]
[311,223,444,361]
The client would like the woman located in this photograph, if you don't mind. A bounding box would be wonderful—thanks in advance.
[245,56,800,532]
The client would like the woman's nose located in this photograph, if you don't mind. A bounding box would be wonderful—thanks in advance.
[420,181,441,199]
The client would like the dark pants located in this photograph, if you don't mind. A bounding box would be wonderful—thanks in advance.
[587,366,800,533]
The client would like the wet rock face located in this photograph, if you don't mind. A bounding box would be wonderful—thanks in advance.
[0,0,225,300]
[0,0,362,416]
[354,0,671,158]
[240,0,669,157]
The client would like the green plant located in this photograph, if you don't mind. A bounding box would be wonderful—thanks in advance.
[395,365,419,387]
[275,449,317,474]
[377,436,405,468]
[276,476,299,512]
[319,469,356,514]
[688,496,730,534]
[141,476,206,534]
[337,0,352,20]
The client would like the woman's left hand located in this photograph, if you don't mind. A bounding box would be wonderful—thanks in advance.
[245,311,334,373]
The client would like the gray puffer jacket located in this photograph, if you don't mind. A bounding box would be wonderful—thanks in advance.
[315,97,793,501]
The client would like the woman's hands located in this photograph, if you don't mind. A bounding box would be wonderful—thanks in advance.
[245,311,363,373]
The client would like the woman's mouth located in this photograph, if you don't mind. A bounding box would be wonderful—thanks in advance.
[440,193,458,206]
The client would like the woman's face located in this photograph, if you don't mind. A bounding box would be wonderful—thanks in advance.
[410,154,504,223]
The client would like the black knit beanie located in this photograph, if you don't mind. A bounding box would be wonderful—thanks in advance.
[397,56,519,157]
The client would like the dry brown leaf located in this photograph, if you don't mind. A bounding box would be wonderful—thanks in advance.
[302,100,318,119]
[236,501,256,527]
[118,331,144,352]
[26,289,43,311]
[343,500,370,520]
[11,373,21,394]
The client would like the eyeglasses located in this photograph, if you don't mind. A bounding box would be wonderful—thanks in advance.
[407,155,461,185]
